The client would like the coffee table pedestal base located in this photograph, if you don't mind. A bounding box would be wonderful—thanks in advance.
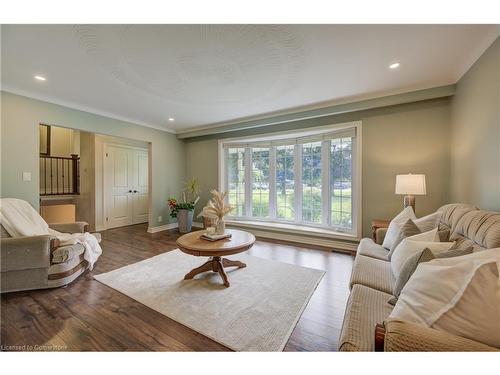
[183,256,247,288]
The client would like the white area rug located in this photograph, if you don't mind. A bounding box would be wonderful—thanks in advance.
[94,249,325,351]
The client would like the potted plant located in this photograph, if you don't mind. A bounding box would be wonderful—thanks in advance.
[198,190,234,235]
[168,178,200,233]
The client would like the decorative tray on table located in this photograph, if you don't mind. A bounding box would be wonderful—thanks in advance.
[200,232,232,241]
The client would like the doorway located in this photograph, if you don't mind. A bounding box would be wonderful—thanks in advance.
[104,144,149,229]
[37,123,151,231]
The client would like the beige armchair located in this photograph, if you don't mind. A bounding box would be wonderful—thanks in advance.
[1,222,100,293]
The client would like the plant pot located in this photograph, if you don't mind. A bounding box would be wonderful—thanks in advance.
[177,209,194,233]
[215,219,226,235]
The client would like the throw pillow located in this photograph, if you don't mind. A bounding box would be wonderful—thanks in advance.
[437,228,450,242]
[413,211,441,233]
[382,206,416,250]
[388,246,473,305]
[390,228,454,280]
[388,219,421,259]
[389,248,500,348]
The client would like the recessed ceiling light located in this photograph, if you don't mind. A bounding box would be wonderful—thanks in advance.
[389,62,400,70]
[168,117,175,122]
[34,75,46,81]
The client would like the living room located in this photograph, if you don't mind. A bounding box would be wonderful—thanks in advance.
[1,1,499,373]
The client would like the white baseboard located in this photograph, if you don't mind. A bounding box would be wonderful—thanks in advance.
[147,221,204,233]
[147,223,178,233]
[228,226,358,253]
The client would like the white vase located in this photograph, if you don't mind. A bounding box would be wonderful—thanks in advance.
[216,219,226,235]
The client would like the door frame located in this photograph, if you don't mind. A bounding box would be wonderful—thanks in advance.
[102,142,152,230]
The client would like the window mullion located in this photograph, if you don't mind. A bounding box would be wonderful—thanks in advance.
[269,146,277,220]
[321,140,330,226]
[224,148,229,196]
[294,144,302,223]
[244,147,252,219]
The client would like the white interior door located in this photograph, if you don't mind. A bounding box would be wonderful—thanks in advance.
[132,150,149,224]
[105,145,149,229]
[105,145,133,229]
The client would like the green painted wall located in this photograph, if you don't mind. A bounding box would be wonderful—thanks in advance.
[0,92,185,228]
[450,37,500,210]
[185,99,451,238]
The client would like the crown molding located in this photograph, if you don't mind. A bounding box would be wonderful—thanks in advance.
[176,84,456,139]
[2,87,176,134]
[3,83,456,138]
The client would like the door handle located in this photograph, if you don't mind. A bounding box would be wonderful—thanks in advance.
[128,190,132,193]
[133,190,138,193]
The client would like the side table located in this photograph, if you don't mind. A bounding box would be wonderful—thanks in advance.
[371,219,390,241]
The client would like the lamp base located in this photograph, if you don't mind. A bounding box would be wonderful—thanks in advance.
[403,195,415,213]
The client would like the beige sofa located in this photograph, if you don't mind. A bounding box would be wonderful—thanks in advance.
[339,203,500,351]
[1,222,101,293]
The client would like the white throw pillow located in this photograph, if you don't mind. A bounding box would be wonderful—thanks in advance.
[390,228,454,279]
[413,211,441,233]
[382,206,416,250]
[389,248,500,348]
[405,227,439,242]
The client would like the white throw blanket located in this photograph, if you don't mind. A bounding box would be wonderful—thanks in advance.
[0,198,102,270]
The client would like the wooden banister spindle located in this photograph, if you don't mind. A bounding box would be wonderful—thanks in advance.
[71,154,79,194]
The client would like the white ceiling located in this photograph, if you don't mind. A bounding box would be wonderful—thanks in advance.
[1,25,498,133]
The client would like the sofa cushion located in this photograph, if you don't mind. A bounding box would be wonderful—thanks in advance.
[452,210,500,250]
[357,238,390,261]
[51,243,85,264]
[437,203,478,233]
[339,284,394,351]
[389,249,500,348]
[390,230,454,282]
[350,254,394,294]
[389,246,473,305]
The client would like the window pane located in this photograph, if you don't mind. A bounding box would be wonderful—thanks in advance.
[252,148,270,218]
[330,137,353,230]
[227,148,245,216]
[276,145,295,221]
[302,141,322,223]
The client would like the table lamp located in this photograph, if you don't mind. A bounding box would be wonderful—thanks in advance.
[395,174,426,212]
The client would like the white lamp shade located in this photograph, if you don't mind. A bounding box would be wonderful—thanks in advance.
[395,174,426,195]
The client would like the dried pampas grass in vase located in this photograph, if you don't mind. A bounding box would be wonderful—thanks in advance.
[198,190,234,234]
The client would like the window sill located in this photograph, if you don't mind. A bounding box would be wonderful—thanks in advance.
[225,219,359,241]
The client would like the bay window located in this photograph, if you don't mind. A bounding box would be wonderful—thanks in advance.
[220,122,361,237]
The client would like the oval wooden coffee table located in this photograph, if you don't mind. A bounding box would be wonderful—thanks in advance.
[176,229,255,288]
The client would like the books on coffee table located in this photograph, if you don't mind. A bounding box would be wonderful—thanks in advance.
[201,232,232,241]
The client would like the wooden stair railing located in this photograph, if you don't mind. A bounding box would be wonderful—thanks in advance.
[40,154,80,196]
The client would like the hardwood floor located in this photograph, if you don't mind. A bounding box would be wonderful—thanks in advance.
[1,224,353,351]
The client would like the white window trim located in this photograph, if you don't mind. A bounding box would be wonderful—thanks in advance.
[218,121,362,239]
[268,147,277,220]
